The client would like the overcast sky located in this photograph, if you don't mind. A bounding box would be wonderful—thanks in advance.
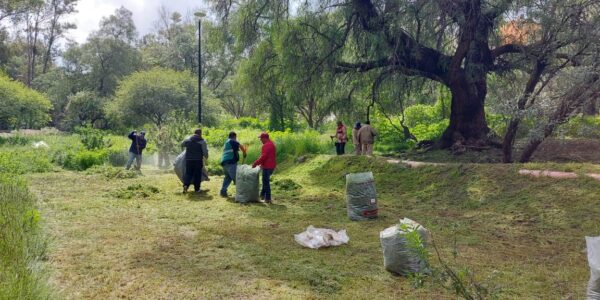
[65,0,208,44]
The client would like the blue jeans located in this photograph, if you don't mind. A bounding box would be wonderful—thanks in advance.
[126,152,142,170]
[220,163,237,194]
[261,169,274,201]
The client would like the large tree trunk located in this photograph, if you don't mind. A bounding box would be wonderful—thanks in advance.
[440,73,489,150]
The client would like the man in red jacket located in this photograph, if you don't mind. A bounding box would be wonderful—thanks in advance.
[252,132,277,203]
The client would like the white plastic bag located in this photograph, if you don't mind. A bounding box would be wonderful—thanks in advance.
[32,141,49,149]
[294,226,350,249]
[587,236,600,299]
[235,165,260,203]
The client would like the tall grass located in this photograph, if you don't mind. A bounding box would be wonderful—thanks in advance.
[202,128,335,172]
[0,180,51,299]
[0,148,52,174]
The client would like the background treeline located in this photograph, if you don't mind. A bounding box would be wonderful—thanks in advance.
[1,0,600,161]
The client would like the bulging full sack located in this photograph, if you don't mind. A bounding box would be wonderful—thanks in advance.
[346,172,378,220]
[173,150,209,183]
[235,165,260,203]
[587,236,600,299]
[380,218,429,276]
[174,151,186,182]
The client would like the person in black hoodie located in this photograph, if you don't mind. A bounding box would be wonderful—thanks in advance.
[125,130,147,170]
[181,129,209,193]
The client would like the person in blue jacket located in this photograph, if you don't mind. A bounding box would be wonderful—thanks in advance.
[220,131,247,197]
[125,130,147,170]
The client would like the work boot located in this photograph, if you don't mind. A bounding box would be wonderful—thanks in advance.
[182,185,189,194]
[220,191,228,197]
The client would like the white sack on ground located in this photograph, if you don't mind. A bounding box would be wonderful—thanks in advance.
[587,236,600,300]
[32,141,49,149]
[380,218,429,276]
[235,164,260,203]
[294,226,350,249]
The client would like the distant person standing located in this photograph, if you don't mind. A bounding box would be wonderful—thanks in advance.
[181,129,209,193]
[357,121,377,156]
[125,130,147,170]
[156,127,173,169]
[252,132,277,203]
[352,122,362,155]
[220,131,247,197]
[331,121,348,155]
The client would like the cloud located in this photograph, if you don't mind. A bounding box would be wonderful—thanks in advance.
[65,0,205,44]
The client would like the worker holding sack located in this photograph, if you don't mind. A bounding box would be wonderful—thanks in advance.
[219,131,247,197]
[252,132,277,203]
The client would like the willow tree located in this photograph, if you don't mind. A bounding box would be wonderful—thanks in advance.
[211,0,600,151]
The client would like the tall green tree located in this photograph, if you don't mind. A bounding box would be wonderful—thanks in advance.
[62,6,141,96]
[0,71,51,129]
[212,0,600,152]
[107,68,198,129]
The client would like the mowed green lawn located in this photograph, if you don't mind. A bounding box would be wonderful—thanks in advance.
[28,156,600,299]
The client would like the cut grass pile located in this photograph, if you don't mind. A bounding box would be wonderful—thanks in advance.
[26,155,600,298]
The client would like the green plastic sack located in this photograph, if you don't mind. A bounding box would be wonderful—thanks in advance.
[346,172,378,220]
[235,165,260,203]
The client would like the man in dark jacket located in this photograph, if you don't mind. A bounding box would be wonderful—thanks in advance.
[220,131,247,197]
[181,129,209,193]
[252,132,277,203]
[125,130,147,170]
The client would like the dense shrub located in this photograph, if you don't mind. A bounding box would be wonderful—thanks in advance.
[107,149,128,166]
[560,116,600,139]
[221,117,269,130]
[76,126,113,150]
[0,149,52,174]
[60,149,108,171]
[0,183,51,299]
[0,73,51,130]
[0,135,33,146]
[62,91,106,130]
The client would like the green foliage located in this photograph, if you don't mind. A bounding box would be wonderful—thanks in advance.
[107,149,128,167]
[0,72,51,130]
[108,68,198,128]
[0,184,51,299]
[560,116,600,139]
[76,125,113,150]
[410,121,449,142]
[222,117,269,130]
[0,148,52,174]
[0,134,32,146]
[58,149,108,171]
[63,91,107,130]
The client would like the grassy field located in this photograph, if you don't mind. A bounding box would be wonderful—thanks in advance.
[25,155,600,299]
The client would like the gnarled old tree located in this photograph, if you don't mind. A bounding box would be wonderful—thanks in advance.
[211,0,600,154]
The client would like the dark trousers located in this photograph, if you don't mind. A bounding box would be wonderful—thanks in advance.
[261,169,274,201]
[335,142,346,155]
[183,160,203,191]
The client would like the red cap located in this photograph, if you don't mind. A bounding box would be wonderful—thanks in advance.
[258,132,269,139]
